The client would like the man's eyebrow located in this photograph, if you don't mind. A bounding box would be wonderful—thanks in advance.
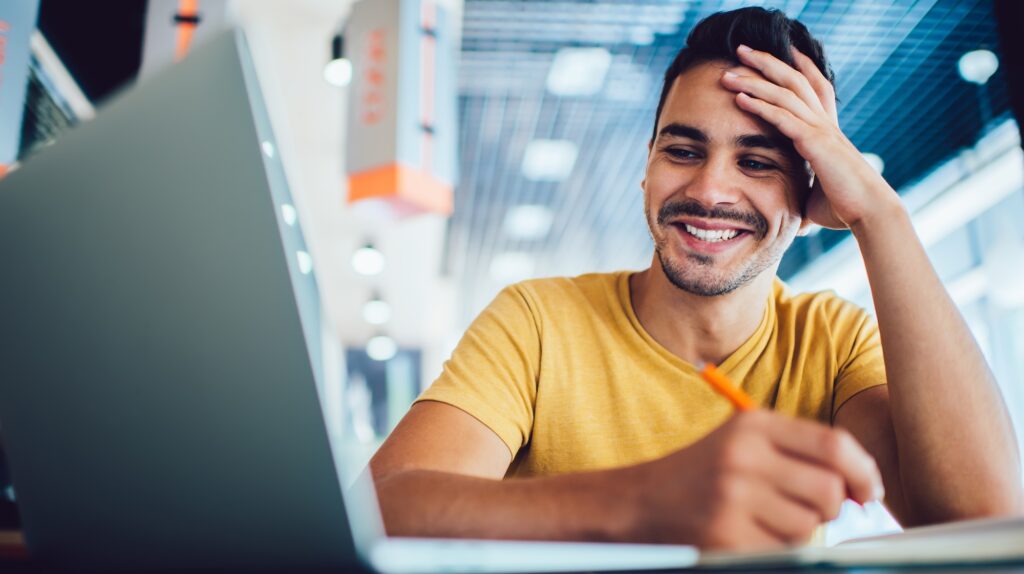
[735,133,791,152]
[657,123,708,143]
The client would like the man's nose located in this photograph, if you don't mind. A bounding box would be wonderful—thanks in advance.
[685,159,742,207]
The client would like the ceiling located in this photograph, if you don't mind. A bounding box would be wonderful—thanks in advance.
[28,0,1016,351]
[445,0,1013,325]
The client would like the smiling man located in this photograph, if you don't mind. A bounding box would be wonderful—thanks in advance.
[369,7,1022,549]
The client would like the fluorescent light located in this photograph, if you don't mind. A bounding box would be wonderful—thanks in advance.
[366,335,398,361]
[324,58,353,87]
[913,147,1023,247]
[628,26,655,46]
[504,205,554,240]
[490,252,535,283]
[261,141,275,158]
[363,298,392,325]
[958,49,998,85]
[861,152,885,174]
[546,47,611,96]
[296,250,313,275]
[281,203,297,226]
[522,139,578,182]
[352,244,385,276]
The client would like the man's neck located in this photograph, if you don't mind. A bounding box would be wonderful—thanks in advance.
[629,259,775,367]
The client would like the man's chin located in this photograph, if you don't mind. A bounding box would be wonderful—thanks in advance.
[656,250,745,297]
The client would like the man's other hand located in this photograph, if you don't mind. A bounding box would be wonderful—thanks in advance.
[626,410,884,550]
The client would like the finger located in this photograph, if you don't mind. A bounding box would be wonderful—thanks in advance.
[734,92,808,143]
[758,414,884,505]
[761,448,847,522]
[721,71,819,126]
[714,516,789,552]
[749,482,823,546]
[791,47,838,124]
[736,44,824,115]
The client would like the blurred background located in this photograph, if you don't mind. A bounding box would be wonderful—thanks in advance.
[2,0,1022,544]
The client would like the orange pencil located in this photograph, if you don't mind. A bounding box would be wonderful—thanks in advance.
[700,363,758,411]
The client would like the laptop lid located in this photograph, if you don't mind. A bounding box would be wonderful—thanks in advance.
[0,30,364,571]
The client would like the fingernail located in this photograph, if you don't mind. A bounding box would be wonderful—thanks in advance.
[722,71,738,79]
[738,44,753,54]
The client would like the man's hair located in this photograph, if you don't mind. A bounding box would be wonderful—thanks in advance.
[651,7,835,143]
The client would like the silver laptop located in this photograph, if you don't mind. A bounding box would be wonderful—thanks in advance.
[0,30,697,572]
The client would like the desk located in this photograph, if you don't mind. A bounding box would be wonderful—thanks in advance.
[2,531,1023,573]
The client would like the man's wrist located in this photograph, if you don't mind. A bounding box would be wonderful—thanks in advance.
[849,191,909,243]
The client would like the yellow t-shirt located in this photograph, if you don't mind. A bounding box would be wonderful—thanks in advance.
[417,271,887,478]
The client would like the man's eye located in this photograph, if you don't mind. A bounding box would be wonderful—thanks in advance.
[666,148,699,160]
[739,159,775,171]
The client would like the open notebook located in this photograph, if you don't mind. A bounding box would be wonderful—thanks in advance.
[698,515,1024,568]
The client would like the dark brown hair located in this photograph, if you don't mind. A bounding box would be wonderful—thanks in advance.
[651,7,834,142]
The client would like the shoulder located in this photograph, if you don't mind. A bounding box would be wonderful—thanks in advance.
[772,278,876,339]
[512,271,628,311]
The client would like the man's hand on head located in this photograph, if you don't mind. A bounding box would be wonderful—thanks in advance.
[718,45,902,232]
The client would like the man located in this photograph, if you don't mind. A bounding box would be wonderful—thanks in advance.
[370,7,1022,550]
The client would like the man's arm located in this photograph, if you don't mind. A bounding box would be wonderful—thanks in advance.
[370,400,884,548]
[370,400,638,541]
[723,46,1023,527]
[843,203,1022,525]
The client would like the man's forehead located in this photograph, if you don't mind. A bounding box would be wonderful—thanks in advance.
[658,61,789,147]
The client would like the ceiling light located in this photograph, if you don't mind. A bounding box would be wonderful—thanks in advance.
[352,243,385,276]
[366,335,398,361]
[261,141,275,158]
[503,205,554,240]
[958,49,998,85]
[363,295,392,325]
[628,26,655,46]
[522,139,578,182]
[324,34,353,87]
[489,252,535,283]
[280,203,297,226]
[546,47,611,96]
[296,250,313,275]
[861,152,885,174]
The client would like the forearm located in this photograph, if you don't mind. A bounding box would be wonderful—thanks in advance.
[853,200,1023,524]
[373,466,641,541]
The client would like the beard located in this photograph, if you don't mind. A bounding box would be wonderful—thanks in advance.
[648,198,791,297]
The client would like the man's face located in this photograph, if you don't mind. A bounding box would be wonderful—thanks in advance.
[643,60,810,297]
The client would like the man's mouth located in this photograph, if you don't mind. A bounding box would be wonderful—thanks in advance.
[680,223,745,243]
[669,219,753,254]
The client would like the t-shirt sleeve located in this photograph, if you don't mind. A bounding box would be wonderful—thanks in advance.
[831,305,888,421]
[414,284,540,457]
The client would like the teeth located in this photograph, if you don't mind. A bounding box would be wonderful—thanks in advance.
[684,224,740,242]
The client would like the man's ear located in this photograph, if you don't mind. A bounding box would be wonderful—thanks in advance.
[796,162,815,236]
[641,139,654,192]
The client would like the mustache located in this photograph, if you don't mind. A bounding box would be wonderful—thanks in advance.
[657,200,768,239]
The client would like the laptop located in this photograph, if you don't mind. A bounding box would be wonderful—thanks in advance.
[0,29,698,572]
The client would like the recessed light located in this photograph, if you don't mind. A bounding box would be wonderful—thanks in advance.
[958,49,998,85]
[324,58,353,87]
[504,205,554,240]
[281,203,297,226]
[861,153,885,174]
[522,140,578,182]
[296,250,313,275]
[352,244,385,276]
[546,47,611,96]
[363,297,392,325]
[366,335,398,361]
